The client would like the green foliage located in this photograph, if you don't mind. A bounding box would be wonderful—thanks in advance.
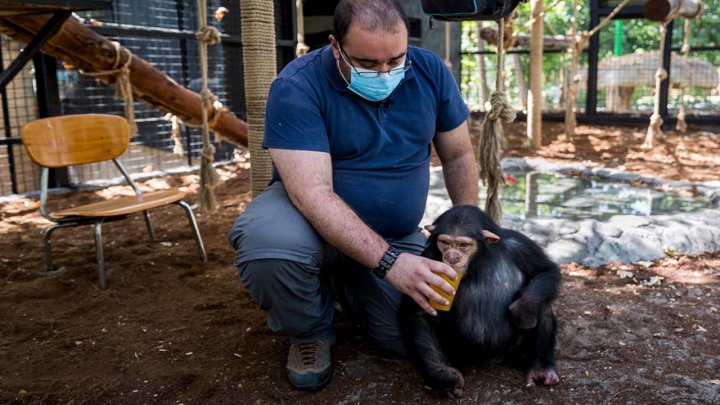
[460,0,719,111]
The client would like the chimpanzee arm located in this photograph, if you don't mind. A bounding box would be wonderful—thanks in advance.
[398,299,465,397]
[503,230,562,329]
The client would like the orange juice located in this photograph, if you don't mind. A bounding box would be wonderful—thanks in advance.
[429,270,463,311]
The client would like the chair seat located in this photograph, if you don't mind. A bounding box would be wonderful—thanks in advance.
[52,189,187,217]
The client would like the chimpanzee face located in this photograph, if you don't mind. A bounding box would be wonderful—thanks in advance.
[436,234,478,271]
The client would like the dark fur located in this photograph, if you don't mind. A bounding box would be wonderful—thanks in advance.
[399,205,561,397]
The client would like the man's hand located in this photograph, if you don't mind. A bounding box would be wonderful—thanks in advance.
[384,253,458,316]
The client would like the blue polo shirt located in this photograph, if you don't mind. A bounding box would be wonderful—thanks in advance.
[263,45,469,239]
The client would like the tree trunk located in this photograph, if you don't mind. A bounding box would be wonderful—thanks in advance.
[564,0,580,137]
[475,21,489,111]
[0,14,249,146]
[527,0,544,149]
[241,0,276,197]
[512,53,527,108]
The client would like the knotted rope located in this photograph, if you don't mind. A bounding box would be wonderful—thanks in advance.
[80,41,137,135]
[643,15,679,149]
[478,17,516,224]
[194,0,223,211]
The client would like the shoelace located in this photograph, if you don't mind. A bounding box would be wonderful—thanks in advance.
[296,341,321,366]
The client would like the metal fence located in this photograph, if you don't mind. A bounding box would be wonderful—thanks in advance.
[0,0,296,197]
[460,7,720,125]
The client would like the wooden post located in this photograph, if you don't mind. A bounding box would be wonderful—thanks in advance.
[475,21,489,111]
[241,0,276,197]
[564,0,580,137]
[512,53,527,109]
[527,0,544,149]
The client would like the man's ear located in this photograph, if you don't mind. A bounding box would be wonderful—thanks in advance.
[328,35,340,59]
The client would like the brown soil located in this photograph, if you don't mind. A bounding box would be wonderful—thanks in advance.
[1,123,719,404]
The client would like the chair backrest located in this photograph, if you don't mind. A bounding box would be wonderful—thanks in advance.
[22,114,131,168]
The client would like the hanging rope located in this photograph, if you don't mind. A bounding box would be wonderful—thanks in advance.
[564,0,631,138]
[477,17,516,224]
[643,7,682,149]
[444,22,452,68]
[676,18,692,133]
[80,41,137,136]
[296,0,310,56]
[165,113,184,155]
[643,21,670,148]
[194,0,223,211]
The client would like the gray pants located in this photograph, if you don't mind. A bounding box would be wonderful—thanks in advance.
[228,182,426,355]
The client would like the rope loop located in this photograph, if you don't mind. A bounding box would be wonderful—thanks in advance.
[201,143,217,161]
[655,67,668,82]
[296,42,310,56]
[79,41,137,135]
[649,113,664,129]
[196,26,221,45]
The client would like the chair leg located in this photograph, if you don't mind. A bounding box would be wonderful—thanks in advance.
[42,224,63,272]
[93,221,108,289]
[176,201,207,261]
[142,210,155,240]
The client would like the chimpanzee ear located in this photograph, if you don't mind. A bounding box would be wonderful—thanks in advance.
[424,224,436,233]
[482,230,500,244]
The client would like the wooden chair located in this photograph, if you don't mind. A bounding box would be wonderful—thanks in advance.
[22,114,207,289]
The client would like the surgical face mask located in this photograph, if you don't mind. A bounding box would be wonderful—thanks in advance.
[338,46,411,102]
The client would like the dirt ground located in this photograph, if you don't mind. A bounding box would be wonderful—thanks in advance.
[1,122,719,404]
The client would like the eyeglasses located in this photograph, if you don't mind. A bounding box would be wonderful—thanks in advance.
[338,45,412,78]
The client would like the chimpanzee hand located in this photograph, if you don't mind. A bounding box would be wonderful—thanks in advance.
[429,364,465,398]
[508,297,539,329]
[385,253,458,316]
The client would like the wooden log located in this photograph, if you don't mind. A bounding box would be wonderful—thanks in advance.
[480,27,571,51]
[0,14,249,146]
[644,0,703,21]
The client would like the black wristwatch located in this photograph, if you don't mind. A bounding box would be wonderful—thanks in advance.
[371,246,401,279]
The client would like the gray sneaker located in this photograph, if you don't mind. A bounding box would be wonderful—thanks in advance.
[286,337,334,390]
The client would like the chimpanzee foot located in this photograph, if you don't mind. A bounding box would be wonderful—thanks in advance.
[428,366,465,398]
[524,368,559,386]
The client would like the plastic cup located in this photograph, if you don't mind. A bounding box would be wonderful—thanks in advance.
[429,270,462,311]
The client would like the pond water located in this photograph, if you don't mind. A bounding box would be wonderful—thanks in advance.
[427,169,711,221]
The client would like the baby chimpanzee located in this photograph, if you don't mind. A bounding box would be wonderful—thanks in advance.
[399,205,561,398]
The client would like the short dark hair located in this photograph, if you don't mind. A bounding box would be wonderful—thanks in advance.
[333,0,409,46]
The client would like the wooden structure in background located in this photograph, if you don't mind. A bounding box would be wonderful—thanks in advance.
[0,9,249,146]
